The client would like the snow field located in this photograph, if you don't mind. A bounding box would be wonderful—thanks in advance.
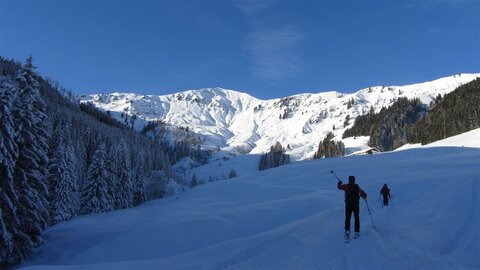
[21,137,480,269]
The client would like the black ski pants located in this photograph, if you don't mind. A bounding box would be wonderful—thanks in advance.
[345,203,360,232]
[382,194,389,206]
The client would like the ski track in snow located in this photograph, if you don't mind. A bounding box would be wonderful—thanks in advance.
[20,131,480,270]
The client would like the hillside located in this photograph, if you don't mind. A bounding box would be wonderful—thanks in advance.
[408,78,480,145]
[0,57,202,265]
[80,73,480,160]
[20,129,480,269]
[342,78,480,151]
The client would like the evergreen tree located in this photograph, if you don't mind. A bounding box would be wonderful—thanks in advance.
[347,97,354,109]
[0,207,12,264]
[81,144,113,214]
[0,80,19,263]
[228,169,237,178]
[105,143,117,207]
[259,142,291,171]
[47,117,78,224]
[132,153,146,206]
[113,142,133,209]
[48,142,78,224]
[313,132,345,159]
[11,57,51,260]
[343,115,351,127]
[190,174,198,187]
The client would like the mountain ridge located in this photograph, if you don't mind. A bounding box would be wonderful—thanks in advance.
[80,73,480,160]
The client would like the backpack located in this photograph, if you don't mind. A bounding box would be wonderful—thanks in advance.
[345,183,360,204]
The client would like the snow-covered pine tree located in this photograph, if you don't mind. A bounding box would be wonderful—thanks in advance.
[81,144,113,214]
[0,207,12,264]
[83,127,99,167]
[190,174,198,187]
[63,143,78,215]
[73,130,88,187]
[105,143,118,209]
[0,79,19,264]
[113,141,133,209]
[48,142,78,224]
[161,153,172,176]
[228,169,237,178]
[11,57,51,260]
[259,142,290,171]
[313,132,345,159]
[132,152,146,206]
[47,116,67,192]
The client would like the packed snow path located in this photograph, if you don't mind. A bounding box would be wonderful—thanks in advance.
[22,146,480,269]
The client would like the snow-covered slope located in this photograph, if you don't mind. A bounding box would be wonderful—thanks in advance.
[426,129,479,148]
[20,130,480,269]
[180,129,480,185]
[396,128,480,151]
[80,73,480,160]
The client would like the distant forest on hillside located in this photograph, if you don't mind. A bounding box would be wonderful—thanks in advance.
[343,78,480,151]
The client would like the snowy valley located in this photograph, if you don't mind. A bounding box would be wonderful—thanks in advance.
[20,129,480,270]
[2,56,479,269]
[3,1,480,268]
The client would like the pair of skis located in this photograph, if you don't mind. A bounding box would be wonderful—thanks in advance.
[344,232,359,243]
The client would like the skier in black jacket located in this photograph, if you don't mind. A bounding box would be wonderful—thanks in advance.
[380,184,391,206]
[337,176,367,238]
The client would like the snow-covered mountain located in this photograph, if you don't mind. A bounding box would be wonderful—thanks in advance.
[80,73,480,160]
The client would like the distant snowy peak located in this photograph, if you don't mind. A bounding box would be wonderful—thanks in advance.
[354,73,480,106]
[88,87,260,123]
[81,73,480,160]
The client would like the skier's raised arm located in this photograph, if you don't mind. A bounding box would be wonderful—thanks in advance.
[337,180,347,191]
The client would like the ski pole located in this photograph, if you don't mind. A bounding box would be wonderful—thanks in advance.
[330,170,342,182]
[364,199,376,228]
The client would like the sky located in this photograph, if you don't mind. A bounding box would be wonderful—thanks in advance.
[0,0,479,99]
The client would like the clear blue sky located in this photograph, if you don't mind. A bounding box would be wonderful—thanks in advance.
[1,0,479,99]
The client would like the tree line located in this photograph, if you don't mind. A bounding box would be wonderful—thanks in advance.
[407,78,480,144]
[313,132,345,159]
[259,142,291,171]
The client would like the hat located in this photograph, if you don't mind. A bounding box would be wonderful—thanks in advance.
[348,176,355,183]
